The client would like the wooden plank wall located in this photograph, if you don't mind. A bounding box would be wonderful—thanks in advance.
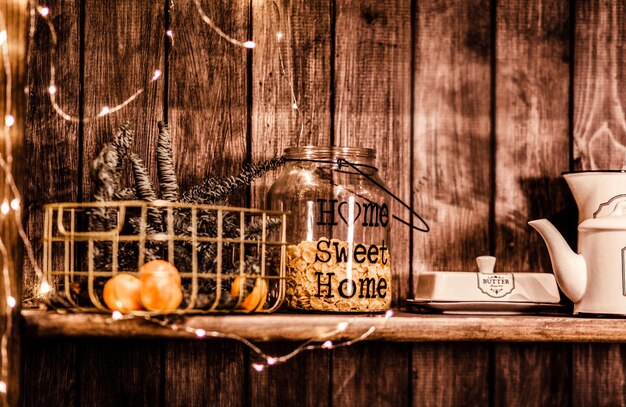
[19,0,626,406]
[1,1,28,405]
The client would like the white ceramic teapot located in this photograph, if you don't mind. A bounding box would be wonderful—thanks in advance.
[530,191,626,315]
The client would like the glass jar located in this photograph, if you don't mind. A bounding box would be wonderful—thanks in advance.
[268,146,391,312]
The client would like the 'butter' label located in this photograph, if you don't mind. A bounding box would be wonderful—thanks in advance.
[477,273,515,298]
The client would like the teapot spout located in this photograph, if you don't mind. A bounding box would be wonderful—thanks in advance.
[529,219,587,303]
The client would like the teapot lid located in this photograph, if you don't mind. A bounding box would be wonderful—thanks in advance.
[580,195,626,230]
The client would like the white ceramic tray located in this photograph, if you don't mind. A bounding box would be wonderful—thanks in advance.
[404,299,568,315]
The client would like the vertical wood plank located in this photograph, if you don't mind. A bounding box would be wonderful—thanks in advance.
[23,0,81,298]
[572,344,626,406]
[23,1,80,405]
[332,342,409,406]
[21,339,76,407]
[493,1,571,406]
[335,0,412,303]
[494,343,570,407]
[78,339,162,407]
[168,0,248,191]
[79,1,165,403]
[412,0,491,275]
[573,2,626,405]
[81,0,165,195]
[332,1,411,404]
[494,0,571,273]
[574,0,626,170]
[251,0,332,205]
[1,2,27,404]
[165,1,250,405]
[411,1,492,402]
[250,2,332,406]
[249,343,329,407]
[412,343,490,407]
[164,340,246,407]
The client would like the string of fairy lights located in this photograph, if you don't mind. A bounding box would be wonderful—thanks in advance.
[0,0,396,398]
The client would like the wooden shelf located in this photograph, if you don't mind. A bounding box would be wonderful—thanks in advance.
[21,310,626,342]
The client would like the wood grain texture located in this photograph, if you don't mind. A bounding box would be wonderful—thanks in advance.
[22,1,80,406]
[495,0,571,273]
[412,343,490,407]
[332,8,411,402]
[168,0,248,195]
[1,1,28,405]
[23,0,81,298]
[29,310,626,343]
[493,343,570,407]
[334,0,412,303]
[77,339,162,407]
[574,0,626,170]
[412,0,491,278]
[493,3,572,406]
[21,338,76,407]
[572,344,626,407]
[78,2,166,404]
[81,0,165,196]
[165,2,250,403]
[251,0,332,206]
[164,340,246,407]
[332,342,409,407]
[249,343,329,407]
[250,2,332,405]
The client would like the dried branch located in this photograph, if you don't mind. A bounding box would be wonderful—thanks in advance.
[157,121,179,201]
[113,187,136,201]
[181,156,285,204]
[131,153,163,232]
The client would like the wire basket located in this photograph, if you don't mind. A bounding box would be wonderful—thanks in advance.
[42,201,288,314]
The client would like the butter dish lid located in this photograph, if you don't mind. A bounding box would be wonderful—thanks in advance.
[413,256,561,304]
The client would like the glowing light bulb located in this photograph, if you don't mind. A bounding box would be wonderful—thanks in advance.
[0,201,9,215]
[7,296,16,308]
[292,103,298,110]
[385,309,394,319]
[38,6,50,17]
[112,311,123,321]
[0,31,6,46]
[39,280,52,295]
[5,115,15,127]
[98,106,111,117]
[152,70,162,81]
[243,41,256,49]
[266,357,277,365]
[48,85,57,94]
[252,363,264,372]
[0,381,6,393]
[337,322,348,331]
[166,30,173,38]
[276,32,283,41]
[322,340,333,349]
[195,329,206,338]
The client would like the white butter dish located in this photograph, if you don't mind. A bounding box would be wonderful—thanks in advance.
[412,256,561,304]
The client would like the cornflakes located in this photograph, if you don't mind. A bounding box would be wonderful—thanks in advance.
[286,238,391,312]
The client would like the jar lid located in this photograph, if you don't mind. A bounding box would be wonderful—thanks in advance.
[284,146,376,164]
